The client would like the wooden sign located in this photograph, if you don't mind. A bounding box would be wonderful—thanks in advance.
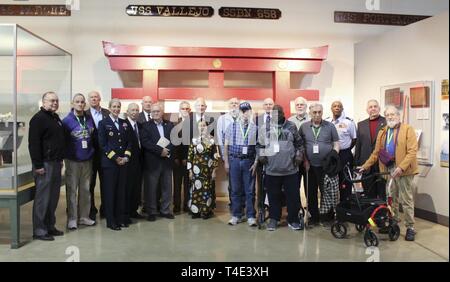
[410,86,430,108]
[126,5,213,17]
[0,5,70,16]
[219,7,281,20]
[334,11,430,26]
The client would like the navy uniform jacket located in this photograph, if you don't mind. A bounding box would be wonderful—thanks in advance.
[98,116,132,168]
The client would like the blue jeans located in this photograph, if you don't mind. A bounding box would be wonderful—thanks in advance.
[229,157,256,218]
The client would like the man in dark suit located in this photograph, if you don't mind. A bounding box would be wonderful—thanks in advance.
[137,95,153,124]
[189,97,215,139]
[140,103,175,221]
[355,99,386,199]
[172,101,192,213]
[124,103,144,220]
[137,95,153,212]
[85,91,110,220]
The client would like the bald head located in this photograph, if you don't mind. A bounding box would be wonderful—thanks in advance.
[142,96,152,113]
[88,91,101,109]
[331,101,343,119]
[263,98,274,113]
[195,97,207,114]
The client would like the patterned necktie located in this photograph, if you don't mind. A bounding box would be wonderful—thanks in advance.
[114,120,119,130]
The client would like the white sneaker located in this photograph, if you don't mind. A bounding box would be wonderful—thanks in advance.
[79,217,96,226]
[248,218,257,227]
[67,220,77,230]
[228,216,240,225]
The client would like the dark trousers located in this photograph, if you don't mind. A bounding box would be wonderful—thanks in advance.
[173,162,190,211]
[145,164,173,215]
[32,161,62,236]
[338,148,354,201]
[265,173,300,223]
[126,160,142,217]
[89,152,104,218]
[102,165,127,227]
[362,164,386,200]
[307,166,325,222]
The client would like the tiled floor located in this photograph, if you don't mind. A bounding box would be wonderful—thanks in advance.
[0,196,448,262]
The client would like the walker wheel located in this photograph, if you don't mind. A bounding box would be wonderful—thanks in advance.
[331,222,347,239]
[388,224,401,241]
[364,230,379,247]
[355,224,366,232]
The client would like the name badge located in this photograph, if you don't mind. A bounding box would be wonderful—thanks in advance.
[242,146,248,155]
[273,143,280,153]
[313,144,319,154]
[82,140,88,149]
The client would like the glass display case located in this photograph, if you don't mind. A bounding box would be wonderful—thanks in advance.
[0,24,71,248]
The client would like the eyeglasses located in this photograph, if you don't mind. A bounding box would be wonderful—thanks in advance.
[180,108,190,110]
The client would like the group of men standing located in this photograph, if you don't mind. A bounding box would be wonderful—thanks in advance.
[28,91,418,241]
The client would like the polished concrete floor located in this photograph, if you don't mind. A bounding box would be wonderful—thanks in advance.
[0,195,448,262]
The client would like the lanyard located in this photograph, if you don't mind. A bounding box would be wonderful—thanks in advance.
[386,128,394,144]
[75,115,86,130]
[239,123,251,141]
[312,126,321,141]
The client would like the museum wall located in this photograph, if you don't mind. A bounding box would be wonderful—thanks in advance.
[354,11,449,220]
[1,0,448,197]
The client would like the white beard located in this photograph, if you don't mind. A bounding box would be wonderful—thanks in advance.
[387,120,399,128]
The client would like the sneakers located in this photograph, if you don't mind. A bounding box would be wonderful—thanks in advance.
[67,220,77,230]
[248,218,257,227]
[228,216,240,225]
[79,218,96,226]
[405,227,416,241]
[288,222,302,231]
[266,219,278,231]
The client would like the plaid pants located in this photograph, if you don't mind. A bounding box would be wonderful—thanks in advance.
[320,174,339,215]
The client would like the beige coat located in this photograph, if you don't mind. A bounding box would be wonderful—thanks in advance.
[362,123,419,176]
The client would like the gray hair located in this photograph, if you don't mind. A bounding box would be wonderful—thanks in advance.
[127,102,139,112]
[384,105,400,116]
[179,100,191,109]
[108,98,121,108]
[294,97,308,105]
[309,102,323,111]
[72,93,85,102]
[42,91,56,102]
[366,99,379,107]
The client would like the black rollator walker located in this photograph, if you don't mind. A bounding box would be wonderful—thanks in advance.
[331,165,401,247]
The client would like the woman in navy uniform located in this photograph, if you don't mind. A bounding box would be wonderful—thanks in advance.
[98,99,132,231]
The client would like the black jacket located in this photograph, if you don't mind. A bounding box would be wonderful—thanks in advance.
[97,116,132,168]
[355,116,386,166]
[28,107,66,169]
[322,149,341,177]
[140,119,174,170]
[124,118,143,165]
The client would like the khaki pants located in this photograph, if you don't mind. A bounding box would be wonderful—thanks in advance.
[65,159,92,221]
[390,175,415,228]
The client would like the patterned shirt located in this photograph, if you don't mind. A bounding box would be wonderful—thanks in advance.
[225,120,257,157]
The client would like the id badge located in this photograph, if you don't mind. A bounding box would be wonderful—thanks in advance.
[273,143,280,153]
[313,144,319,154]
[82,140,88,149]
[242,146,248,155]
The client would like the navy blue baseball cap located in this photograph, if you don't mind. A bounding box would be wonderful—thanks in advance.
[239,102,252,112]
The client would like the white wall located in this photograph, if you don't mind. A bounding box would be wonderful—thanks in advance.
[354,11,449,218]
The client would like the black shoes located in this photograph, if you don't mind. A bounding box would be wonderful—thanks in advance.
[130,213,144,219]
[159,213,175,219]
[107,225,121,231]
[48,229,64,236]
[191,213,201,219]
[33,234,55,241]
[147,215,157,222]
[405,228,416,241]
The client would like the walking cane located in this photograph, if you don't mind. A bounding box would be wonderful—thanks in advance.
[304,162,311,229]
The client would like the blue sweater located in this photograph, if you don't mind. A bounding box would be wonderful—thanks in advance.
[62,111,95,161]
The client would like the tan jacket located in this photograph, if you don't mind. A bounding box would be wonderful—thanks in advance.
[362,123,419,176]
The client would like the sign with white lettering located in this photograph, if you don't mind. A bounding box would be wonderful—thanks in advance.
[219,7,281,20]
[126,5,213,17]
[0,4,70,16]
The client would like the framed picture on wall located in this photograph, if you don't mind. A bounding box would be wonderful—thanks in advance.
[380,81,435,166]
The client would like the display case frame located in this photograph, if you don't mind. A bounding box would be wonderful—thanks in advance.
[0,23,72,248]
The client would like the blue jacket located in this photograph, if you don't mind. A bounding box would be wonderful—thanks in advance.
[62,111,95,162]
[98,116,132,168]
